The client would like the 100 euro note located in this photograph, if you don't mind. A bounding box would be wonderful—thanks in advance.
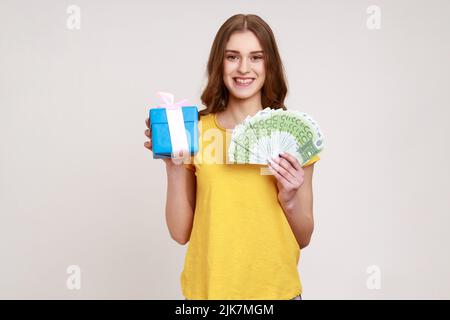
[228,108,324,165]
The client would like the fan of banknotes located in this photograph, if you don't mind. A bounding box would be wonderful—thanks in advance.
[228,107,324,165]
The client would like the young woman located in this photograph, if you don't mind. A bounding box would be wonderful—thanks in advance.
[144,14,320,300]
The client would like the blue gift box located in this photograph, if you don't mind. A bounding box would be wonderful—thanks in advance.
[149,106,199,159]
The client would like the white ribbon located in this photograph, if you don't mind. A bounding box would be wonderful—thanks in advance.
[157,92,190,159]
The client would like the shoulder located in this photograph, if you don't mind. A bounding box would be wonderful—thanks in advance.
[198,111,214,121]
[198,112,216,130]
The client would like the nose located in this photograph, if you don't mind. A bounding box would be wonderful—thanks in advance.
[238,57,250,74]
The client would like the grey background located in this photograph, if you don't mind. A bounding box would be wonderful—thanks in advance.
[1,0,449,299]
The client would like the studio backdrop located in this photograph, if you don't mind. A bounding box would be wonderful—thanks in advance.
[1,0,449,299]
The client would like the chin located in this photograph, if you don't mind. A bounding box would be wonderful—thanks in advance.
[229,90,257,100]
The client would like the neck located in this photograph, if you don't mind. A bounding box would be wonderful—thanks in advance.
[225,92,263,125]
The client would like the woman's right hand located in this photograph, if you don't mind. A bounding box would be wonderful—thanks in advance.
[144,117,189,168]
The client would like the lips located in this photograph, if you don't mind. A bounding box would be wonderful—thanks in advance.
[233,77,255,87]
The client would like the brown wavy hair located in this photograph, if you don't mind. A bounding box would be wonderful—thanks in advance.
[199,14,288,116]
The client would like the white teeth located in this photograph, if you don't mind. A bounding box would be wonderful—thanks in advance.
[235,78,254,84]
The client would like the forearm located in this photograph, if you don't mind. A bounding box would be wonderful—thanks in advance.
[280,192,314,249]
[165,165,195,244]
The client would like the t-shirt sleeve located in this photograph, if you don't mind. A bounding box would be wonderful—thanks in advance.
[184,163,195,172]
[302,154,320,167]
[183,155,196,172]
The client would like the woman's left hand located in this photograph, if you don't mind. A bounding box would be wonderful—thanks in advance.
[268,152,304,206]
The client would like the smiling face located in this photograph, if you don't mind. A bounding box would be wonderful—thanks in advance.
[223,30,266,101]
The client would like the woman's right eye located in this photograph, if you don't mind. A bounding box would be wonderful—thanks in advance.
[226,55,238,61]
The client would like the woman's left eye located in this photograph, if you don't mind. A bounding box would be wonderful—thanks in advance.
[252,56,263,61]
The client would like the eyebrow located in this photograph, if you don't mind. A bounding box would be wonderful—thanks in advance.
[225,50,264,54]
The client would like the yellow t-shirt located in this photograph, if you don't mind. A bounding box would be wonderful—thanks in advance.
[181,112,320,300]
